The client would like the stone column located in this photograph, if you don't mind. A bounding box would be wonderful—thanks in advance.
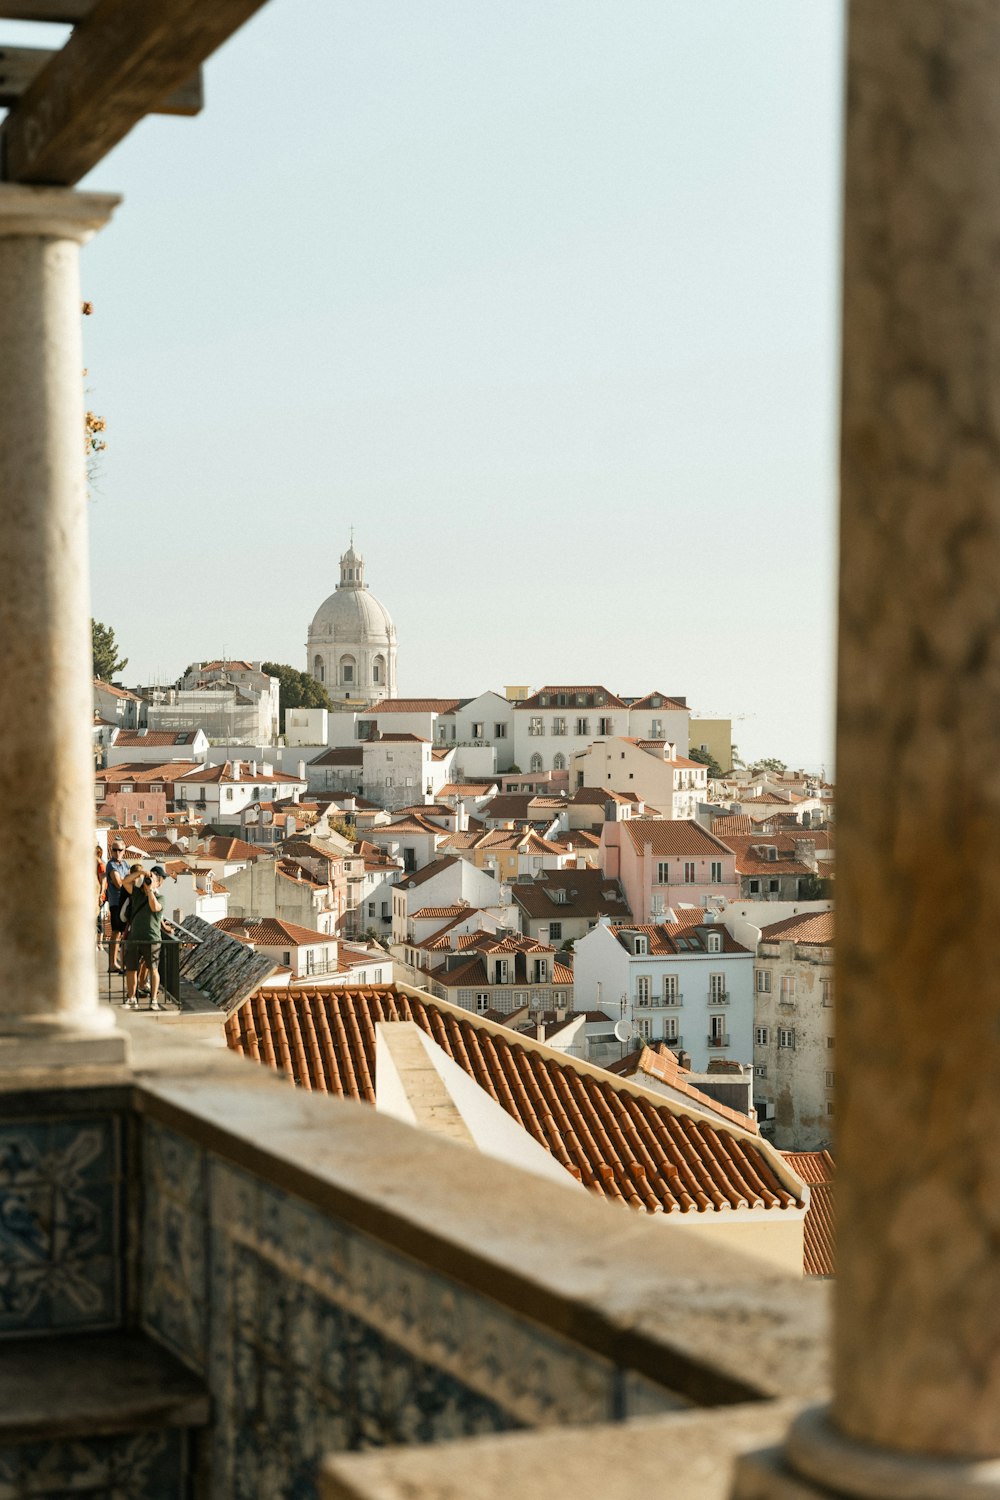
[734,2,1000,1496]
[0,186,126,1068]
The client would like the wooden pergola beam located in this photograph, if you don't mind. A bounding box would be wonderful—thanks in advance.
[0,46,202,114]
[0,0,272,185]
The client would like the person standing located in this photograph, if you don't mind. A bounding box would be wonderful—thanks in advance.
[96,844,107,949]
[122,865,171,1011]
[105,839,129,973]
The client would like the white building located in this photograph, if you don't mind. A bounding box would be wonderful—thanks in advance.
[306,541,397,705]
[391,857,510,942]
[748,909,836,1150]
[362,735,454,812]
[435,691,516,773]
[512,685,630,776]
[105,727,209,766]
[572,911,755,1073]
[571,736,707,817]
[171,759,308,820]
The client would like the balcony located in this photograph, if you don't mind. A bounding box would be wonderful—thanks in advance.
[0,1008,826,1499]
[708,991,730,1005]
[708,1033,730,1048]
[527,724,544,736]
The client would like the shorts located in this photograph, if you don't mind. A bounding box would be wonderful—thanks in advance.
[123,939,160,973]
[109,903,129,935]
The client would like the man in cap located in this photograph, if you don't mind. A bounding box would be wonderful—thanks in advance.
[122,865,171,1011]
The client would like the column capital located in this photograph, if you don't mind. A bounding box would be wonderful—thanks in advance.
[0,183,120,242]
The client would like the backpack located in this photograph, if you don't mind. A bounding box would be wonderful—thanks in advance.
[120,883,146,926]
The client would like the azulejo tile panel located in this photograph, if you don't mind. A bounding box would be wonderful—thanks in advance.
[0,1115,122,1336]
[0,1427,189,1500]
[141,1119,208,1371]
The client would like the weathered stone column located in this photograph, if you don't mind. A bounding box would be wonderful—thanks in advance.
[0,186,126,1067]
[734,2,1000,1496]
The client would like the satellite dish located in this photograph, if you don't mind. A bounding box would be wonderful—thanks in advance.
[614,1018,633,1044]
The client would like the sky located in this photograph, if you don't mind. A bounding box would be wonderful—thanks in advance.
[28,1,844,770]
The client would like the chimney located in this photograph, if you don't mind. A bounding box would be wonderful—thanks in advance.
[298,759,306,781]
[250,761,258,778]
[165,827,178,844]
[535,1022,546,1041]
[554,1005,566,1023]
[232,762,241,782]
[794,838,818,871]
[676,1048,692,1070]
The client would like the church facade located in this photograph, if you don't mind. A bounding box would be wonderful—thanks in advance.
[306,542,397,705]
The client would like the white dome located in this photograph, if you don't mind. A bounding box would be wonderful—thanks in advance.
[306,538,398,702]
[309,585,396,645]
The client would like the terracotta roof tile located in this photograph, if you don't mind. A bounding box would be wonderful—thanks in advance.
[226,986,802,1218]
[216,917,338,946]
[782,1150,835,1276]
[760,911,834,945]
[363,698,463,714]
[621,818,735,858]
[515,686,628,711]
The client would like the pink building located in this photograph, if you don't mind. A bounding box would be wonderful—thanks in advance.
[600,818,738,922]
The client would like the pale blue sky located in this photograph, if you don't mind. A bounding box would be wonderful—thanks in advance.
[59,1,842,768]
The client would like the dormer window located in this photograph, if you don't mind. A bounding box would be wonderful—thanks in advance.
[634,935,648,956]
[707,931,722,953]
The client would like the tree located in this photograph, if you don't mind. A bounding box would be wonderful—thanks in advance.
[688,745,723,779]
[753,756,788,775]
[261,662,334,733]
[92,620,127,682]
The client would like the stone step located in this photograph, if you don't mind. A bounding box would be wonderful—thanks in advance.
[0,1330,209,1444]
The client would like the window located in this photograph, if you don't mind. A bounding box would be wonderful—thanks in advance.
[549,921,562,940]
[635,1017,653,1040]
[707,931,722,953]
[663,1016,679,1042]
[683,861,696,883]
[709,973,727,1003]
[533,960,547,983]
[756,969,771,993]
[650,719,661,737]
[598,717,613,735]
[373,655,384,684]
[825,1070,836,1088]
[636,975,652,1006]
[709,1015,727,1045]
[663,974,679,1004]
[384,777,393,788]
[780,974,796,1002]
[710,861,723,883]
[367,901,375,917]
[381,902,389,920]
[552,753,566,771]
[656,861,669,885]
[313,655,324,682]
[748,878,760,894]
[529,716,543,736]
[634,936,647,955]
[476,993,491,1013]
[768,878,780,893]
[827,1036,835,1049]
[822,978,834,1007]
[340,656,355,684]
[494,723,507,738]
[552,717,567,736]
[496,959,509,983]
[405,776,414,787]
[826,1101,835,1116]
[755,1064,767,1078]
[530,754,543,773]
[778,1028,796,1049]
[472,722,484,738]
[575,717,590,735]
[755,1026,769,1046]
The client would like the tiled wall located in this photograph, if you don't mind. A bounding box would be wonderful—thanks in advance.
[0,1107,124,1337]
[141,1117,679,1500]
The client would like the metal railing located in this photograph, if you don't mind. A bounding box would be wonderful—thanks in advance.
[707,1034,730,1048]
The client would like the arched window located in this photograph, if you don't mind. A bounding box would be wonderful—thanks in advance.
[530,753,543,773]
[313,655,324,683]
[552,753,566,771]
[340,655,356,685]
[373,654,385,685]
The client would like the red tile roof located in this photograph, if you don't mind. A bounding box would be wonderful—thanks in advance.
[609,920,750,956]
[113,729,202,746]
[621,818,735,858]
[626,692,689,711]
[760,911,834,945]
[709,815,754,838]
[364,699,463,714]
[226,986,803,1217]
[782,1150,835,1276]
[627,1046,757,1132]
[718,834,817,876]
